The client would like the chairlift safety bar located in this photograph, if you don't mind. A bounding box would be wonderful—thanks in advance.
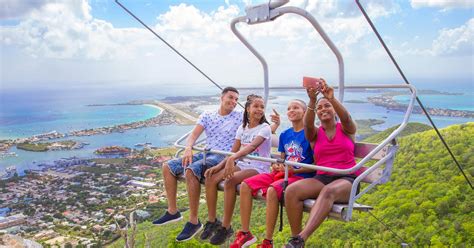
[174,84,417,176]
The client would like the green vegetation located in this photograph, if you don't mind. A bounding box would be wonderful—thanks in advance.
[144,147,178,157]
[355,118,385,137]
[363,122,432,143]
[16,140,77,152]
[90,158,127,165]
[16,142,49,151]
[109,123,473,247]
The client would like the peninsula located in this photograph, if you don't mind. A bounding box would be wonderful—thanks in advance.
[69,100,198,137]
[1,100,200,147]
[368,95,474,118]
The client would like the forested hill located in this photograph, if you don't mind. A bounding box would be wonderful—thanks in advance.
[110,123,473,247]
[305,122,474,246]
[363,122,432,143]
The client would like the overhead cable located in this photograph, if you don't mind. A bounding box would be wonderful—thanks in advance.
[355,0,473,190]
[115,0,244,109]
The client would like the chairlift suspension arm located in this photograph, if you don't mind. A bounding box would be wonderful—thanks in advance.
[231,5,345,104]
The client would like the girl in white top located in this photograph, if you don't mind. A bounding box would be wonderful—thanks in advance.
[205,94,272,245]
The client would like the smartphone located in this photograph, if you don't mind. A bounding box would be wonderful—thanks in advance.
[303,76,322,89]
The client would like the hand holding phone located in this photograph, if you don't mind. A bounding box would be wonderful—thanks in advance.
[303,76,322,91]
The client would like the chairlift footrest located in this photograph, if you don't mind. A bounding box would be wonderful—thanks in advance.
[303,199,373,221]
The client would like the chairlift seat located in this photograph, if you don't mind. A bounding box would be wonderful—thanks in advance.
[177,140,395,221]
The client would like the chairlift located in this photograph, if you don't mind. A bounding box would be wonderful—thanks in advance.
[172,0,417,221]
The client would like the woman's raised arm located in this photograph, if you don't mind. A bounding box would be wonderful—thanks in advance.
[320,79,357,136]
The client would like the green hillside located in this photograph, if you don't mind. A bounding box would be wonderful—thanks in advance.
[363,122,432,143]
[109,122,474,247]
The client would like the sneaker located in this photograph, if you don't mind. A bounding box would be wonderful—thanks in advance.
[200,219,222,240]
[176,221,203,242]
[152,211,182,226]
[284,236,305,248]
[257,239,273,248]
[229,231,257,248]
[209,226,234,245]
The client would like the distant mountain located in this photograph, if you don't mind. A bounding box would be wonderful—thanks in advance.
[109,122,474,247]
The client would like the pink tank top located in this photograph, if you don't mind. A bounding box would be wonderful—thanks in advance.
[314,123,361,176]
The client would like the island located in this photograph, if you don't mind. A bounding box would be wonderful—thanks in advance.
[95,146,132,156]
[16,140,86,152]
[368,94,474,118]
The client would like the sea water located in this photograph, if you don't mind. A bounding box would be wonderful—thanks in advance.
[1,82,473,172]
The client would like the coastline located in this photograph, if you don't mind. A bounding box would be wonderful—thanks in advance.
[0,101,198,152]
[2,89,473,171]
[368,94,474,118]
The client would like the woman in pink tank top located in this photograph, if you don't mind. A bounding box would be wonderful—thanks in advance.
[284,78,359,247]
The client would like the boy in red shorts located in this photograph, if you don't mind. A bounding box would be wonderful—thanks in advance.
[230,99,316,248]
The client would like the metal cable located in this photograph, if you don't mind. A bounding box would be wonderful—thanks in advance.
[368,211,409,246]
[115,0,244,109]
[355,0,473,189]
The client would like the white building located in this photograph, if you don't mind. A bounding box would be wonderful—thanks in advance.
[127,180,155,188]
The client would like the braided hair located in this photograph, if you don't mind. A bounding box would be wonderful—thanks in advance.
[242,94,269,128]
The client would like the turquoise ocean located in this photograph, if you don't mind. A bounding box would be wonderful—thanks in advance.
[1,81,473,173]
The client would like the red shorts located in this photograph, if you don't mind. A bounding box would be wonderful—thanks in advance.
[243,171,303,201]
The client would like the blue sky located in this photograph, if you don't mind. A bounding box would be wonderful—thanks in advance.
[0,0,473,90]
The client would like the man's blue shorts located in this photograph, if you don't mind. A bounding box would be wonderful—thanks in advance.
[167,152,226,182]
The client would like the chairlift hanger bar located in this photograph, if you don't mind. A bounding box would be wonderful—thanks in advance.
[355,0,473,190]
[231,0,345,106]
[114,0,244,108]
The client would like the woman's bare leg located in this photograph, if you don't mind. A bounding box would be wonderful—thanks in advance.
[299,179,352,240]
[222,169,258,228]
[285,178,325,236]
[239,182,253,232]
[264,187,279,240]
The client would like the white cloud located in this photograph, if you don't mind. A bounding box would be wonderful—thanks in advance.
[393,18,473,59]
[0,0,50,19]
[1,0,397,61]
[154,3,240,47]
[152,0,399,59]
[0,0,157,60]
[410,0,474,9]
[4,0,469,88]
[431,18,474,56]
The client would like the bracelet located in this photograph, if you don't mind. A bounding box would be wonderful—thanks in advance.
[307,106,315,111]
